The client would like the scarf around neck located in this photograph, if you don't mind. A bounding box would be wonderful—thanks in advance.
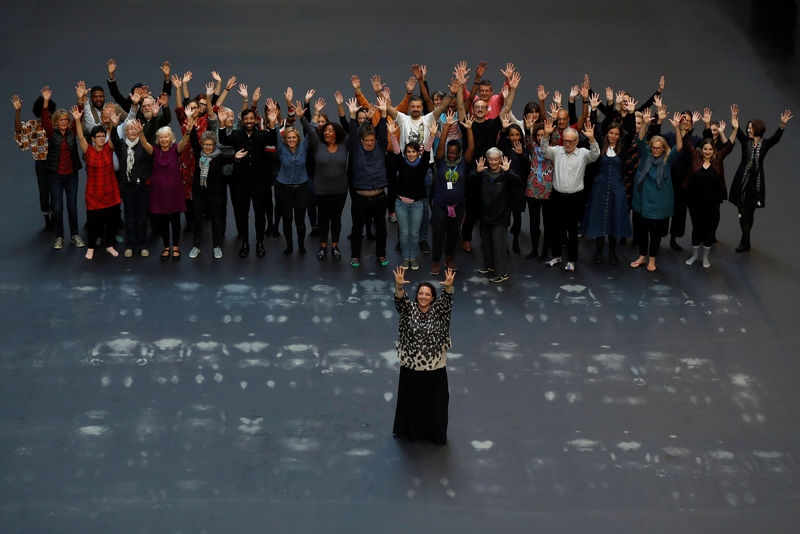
[198,148,221,187]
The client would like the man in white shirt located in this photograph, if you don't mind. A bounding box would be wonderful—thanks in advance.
[539,118,600,271]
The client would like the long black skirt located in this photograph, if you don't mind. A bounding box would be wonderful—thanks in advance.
[392,366,449,445]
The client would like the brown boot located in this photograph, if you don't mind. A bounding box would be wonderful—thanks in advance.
[445,256,457,271]
[429,261,441,275]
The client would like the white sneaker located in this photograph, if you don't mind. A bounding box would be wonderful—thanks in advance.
[70,234,86,248]
[189,246,201,259]
[410,258,420,270]
[213,247,223,259]
[53,237,64,250]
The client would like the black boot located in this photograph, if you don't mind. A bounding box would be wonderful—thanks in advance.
[669,235,683,251]
[735,232,751,252]
[283,233,293,255]
[256,241,265,257]
[593,237,604,264]
[239,242,250,257]
[297,228,306,254]
[43,213,54,232]
[512,234,520,253]
[608,237,619,265]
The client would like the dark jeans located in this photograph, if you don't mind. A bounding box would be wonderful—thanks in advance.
[192,186,226,248]
[49,171,79,238]
[120,184,149,250]
[550,190,584,262]
[231,181,267,243]
[316,193,347,244]
[34,160,53,215]
[525,196,555,257]
[633,211,667,257]
[480,222,509,274]
[276,182,308,249]
[351,192,387,258]
[430,202,465,261]
[86,204,121,250]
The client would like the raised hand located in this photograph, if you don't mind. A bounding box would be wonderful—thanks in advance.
[501,85,509,99]
[780,109,793,126]
[669,112,682,130]
[582,120,595,141]
[500,62,516,80]
[75,80,87,101]
[393,265,409,289]
[107,59,117,79]
[132,120,144,136]
[108,107,121,126]
[448,77,459,95]
[475,60,487,79]
[211,70,221,83]
[382,85,391,101]
[500,156,511,171]
[406,76,417,93]
[267,107,278,124]
[11,94,21,110]
[182,71,193,84]
[161,61,171,79]
[293,99,306,117]
[387,120,398,136]
[410,64,423,80]
[615,90,625,105]
[500,112,512,129]
[170,74,182,88]
[653,94,663,110]
[718,120,727,134]
[475,156,486,173]
[703,107,712,125]
[226,76,237,90]
[314,97,326,113]
[444,109,457,125]
[460,113,474,129]
[626,98,638,113]
[508,71,521,89]
[265,98,277,114]
[284,86,293,103]
[730,104,739,118]
[370,74,382,93]
[235,149,248,161]
[589,92,600,110]
[351,75,361,91]
[524,113,536,130]
[691,110,702,125]
[303,88,315,103]
[658,75,665,93]
[346,97,359,116]
[605,86,613,102]
[641,107,653,126]
[657,105,668,122]
[512,139,523,154]
[375,96,387,112]
[579,83,589,100]
[440,267,456,291]
[334,90,343,105]
[41,85,52,102]
[205,82,215,96]
[569,85,579,101]
[252,86,261,102]
[69,105,81,121]
[130,88,143,105]
[548,102,559,120]
[537,84,549,101]
[428,120,438,137]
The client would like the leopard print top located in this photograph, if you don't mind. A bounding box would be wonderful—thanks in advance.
[394,289,453,371]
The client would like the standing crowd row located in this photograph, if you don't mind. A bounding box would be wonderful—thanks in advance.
[12,60,792,277]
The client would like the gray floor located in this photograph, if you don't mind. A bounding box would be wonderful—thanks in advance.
[1,1,799,532]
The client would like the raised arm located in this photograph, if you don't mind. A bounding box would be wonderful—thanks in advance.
[669,112,683,151]
[177,113,195,153]
[106,59,132,112]
[499,71,521,115]
[40,86,54,137]
[11,94,22,134]
[413,65,435,112]
[461,113,475,163]
[70,106,89,153]
[181,71,192,106]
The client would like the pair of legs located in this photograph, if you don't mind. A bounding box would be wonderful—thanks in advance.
[549,190,584,266]
[192,187,226,250]
[49,171,79,239]
[231,181,267,254]
[316,193,347,251]
[350,192,387,261]
[85,205,122,259]
[479,222,509,275]
[120,185,149,253]
[430,202,465,270]
[276,183,309,254]
[395,198,424,261]
[153,211,181,260]
[525,197,554,259]
[631,212,667,271]
[34,160,53,230]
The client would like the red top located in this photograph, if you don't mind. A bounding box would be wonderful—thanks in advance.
[41,108,76,175]
[84,143,120,210]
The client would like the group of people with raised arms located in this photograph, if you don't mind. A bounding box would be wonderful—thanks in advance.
[12,59,792,276]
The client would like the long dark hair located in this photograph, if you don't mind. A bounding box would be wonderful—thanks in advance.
[601,122,623,155]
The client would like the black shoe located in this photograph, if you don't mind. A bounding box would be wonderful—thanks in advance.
[609,251,619,265]
[283,246,293,255]
[331,246,342,260]
[735,240,751,253]
[317,247,327,260]
[669,237,683,251]
[239,242,250,257]
[298,246,306,254]
[419,240,431,254]
[309,227,319,238]
[525,250,538,260]
[43,215,54,232]
[271,227,280,238]
[256,241,265,257]
[512,237,520,253]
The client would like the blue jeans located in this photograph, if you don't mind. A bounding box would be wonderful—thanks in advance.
[49,172,79,238]
[395,199,424,260]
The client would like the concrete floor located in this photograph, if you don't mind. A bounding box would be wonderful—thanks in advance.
[1,1,799,532]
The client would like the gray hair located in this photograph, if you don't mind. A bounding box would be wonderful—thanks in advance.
[200,130,217,144]
[485,147,503,159]
[155,126,175,144]
[563,127,579,140]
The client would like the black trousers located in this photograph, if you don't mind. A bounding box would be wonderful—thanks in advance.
[633,211,667,257]
[276,182,308,248]
[351,192,387,258]
[669,180,687,238]
[316,193,347,244]
[550,190,584,262]
[34,159,53,215]
[192,186,226,248]
[431,202,465,261]
[480,222,509,274]
[154,212,181,248]
[526,197,556,257]
[688,202,720,247]
[86,204,121,250]
[231,181,267,243]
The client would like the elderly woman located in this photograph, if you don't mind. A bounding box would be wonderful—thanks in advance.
[144,117,193,261]
[474,149,521,283]
[392,265,456,446]
[728,106,792,252]
[630,109,683,271]
[70,106,121,260]
[187,107,240,259]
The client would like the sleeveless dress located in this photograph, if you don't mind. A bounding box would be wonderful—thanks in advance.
[149,145,186,214]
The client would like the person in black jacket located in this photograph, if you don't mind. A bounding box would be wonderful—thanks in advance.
[474,148,520,283]
[218,108,274,258]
